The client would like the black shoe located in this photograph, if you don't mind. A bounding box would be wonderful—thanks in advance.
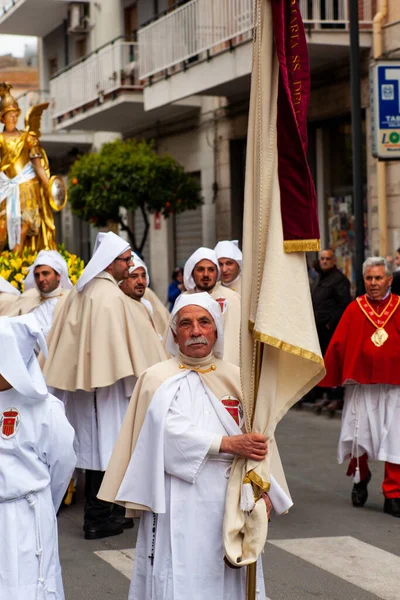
[84,520,124,540]
[326,399,344,418]
[111,516,134,529]
[383,498,400,518]
[351,471,372,507]
[314,398,330,415]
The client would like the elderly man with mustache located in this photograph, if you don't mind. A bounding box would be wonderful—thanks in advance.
[100,293,292,600]
[181,247,241,365]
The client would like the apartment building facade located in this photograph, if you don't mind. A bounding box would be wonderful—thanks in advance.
[0,0,399,297]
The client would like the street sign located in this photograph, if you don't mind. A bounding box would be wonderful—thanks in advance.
[371,61,400,160]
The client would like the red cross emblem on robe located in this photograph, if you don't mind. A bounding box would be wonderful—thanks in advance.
[0,408,21,439]
[221,396,244,429]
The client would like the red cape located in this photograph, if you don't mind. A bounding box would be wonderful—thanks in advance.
[320,295,400,386]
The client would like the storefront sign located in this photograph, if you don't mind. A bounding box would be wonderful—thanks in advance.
[371,61,400,160]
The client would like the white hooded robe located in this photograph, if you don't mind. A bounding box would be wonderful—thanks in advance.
[0,388,76,600]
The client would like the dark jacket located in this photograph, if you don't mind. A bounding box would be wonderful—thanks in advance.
[312,266,351,331]
[168,280,182,311]
[391,271,400,296]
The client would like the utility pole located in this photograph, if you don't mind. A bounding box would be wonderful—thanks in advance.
[349,0,365,296]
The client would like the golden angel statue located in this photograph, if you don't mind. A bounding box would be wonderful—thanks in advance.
[0,83,67,254]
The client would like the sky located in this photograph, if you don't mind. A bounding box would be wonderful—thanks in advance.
[0,34,37,57]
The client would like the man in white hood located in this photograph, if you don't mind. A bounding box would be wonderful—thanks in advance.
[99,294,292,600]
[215,240,243,295]
[96,235,169,336]
[43,232,166,540]
[8,250,72,337]
[0,275,20,315]
[120,252,166,339]
[183,247,241,365]
[0,313,76,600]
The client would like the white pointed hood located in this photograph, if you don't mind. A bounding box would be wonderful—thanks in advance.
[24,250,73,291]
[214,240,243,270]
[76,232,130,292]
[0,314,48,400]
[0,276,20,296]
[130,252,150,286]
[183,247,220,291]
[93,231,108,255]
[166,292,224,358]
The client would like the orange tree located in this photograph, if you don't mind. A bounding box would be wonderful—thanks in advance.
[68,139,202,253]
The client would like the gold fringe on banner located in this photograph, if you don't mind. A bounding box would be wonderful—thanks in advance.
[283,239,321,253]
[248,324,324,366]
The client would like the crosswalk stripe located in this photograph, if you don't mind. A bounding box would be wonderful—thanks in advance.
[95,537,399,600]
[268,536,400,600]
[94,548,271,599]
[94,548,136,580]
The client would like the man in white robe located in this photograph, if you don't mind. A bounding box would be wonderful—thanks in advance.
[99,293,292,600]
[0,275,20,315]
[215,240,243,295]
[183,247,241,365]
[8,250,72,337]
[0,313,76,600]
[43,232,167,539]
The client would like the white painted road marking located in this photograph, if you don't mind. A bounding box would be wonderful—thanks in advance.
[94,548,136,580]
[269,536,400,600]
[95,548,271,598]
[95,536,400,600]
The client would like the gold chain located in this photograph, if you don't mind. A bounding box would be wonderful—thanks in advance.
[178,364,217,374]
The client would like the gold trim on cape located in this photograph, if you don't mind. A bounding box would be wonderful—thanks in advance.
[251,326,324,366]
[283,239,321,253]
[40,293,64,302]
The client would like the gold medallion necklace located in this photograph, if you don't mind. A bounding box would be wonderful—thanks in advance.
[357,294,400,347]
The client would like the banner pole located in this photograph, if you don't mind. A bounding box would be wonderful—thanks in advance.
[245,339,263,600]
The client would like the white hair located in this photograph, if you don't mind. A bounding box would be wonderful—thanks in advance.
[362,256,391,276]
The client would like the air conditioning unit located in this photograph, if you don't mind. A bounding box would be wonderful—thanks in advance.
[68,3,90,34]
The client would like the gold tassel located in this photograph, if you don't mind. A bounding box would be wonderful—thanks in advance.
[63,478,76,506]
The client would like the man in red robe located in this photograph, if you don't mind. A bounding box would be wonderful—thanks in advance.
[320,257,400,518]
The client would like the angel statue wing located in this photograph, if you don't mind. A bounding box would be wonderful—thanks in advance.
[24,102,50,139]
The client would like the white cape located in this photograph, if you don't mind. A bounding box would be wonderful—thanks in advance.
[116,370,290,600]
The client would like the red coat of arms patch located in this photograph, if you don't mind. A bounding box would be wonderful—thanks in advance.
[0,408,21,439]
[214,297,228,314]
[221,396,244,428]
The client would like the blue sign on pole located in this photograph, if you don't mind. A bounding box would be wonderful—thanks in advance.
[371,61,400,159]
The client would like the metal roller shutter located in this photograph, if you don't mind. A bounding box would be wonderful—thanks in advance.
[174,205,203,268]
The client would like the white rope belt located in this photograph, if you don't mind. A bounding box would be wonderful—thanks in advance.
[26,492,48,600]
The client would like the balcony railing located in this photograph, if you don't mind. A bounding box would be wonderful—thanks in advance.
[50,39,140,121]
[138,0,374,80]
[16,89,51,134]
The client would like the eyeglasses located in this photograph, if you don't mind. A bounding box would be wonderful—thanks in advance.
[115,257,132,264]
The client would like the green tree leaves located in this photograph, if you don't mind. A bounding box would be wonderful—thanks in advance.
[68,139,202,251]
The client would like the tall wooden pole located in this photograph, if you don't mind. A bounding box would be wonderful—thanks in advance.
[246,340,264,599]
[246,562,258,599]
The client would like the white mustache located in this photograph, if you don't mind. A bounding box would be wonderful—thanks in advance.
[185,336,208,346]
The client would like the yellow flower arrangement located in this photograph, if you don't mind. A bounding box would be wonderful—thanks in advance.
[0,246,85,292]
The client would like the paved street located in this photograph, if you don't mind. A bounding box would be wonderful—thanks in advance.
[59,408,399,600]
